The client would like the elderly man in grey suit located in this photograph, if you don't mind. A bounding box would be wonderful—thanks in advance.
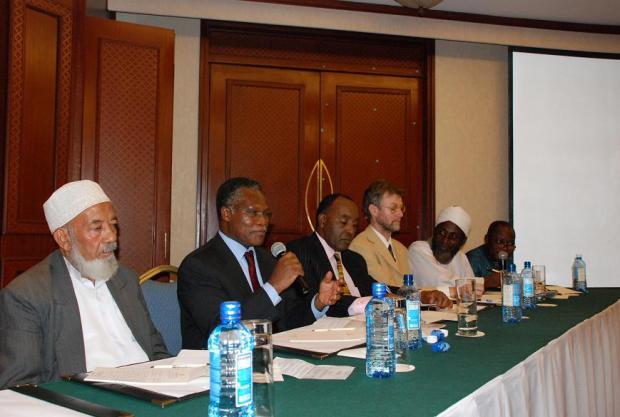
[0,180,169,389]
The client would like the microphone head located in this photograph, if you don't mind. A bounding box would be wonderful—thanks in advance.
[498,251,509,261]
[270,242,287,258]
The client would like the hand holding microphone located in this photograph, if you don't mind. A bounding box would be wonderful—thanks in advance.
[270,242,310,295]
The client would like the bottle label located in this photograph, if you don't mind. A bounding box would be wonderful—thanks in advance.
[577,267,586,282]
[502,284,513,306]
[235,352,253,407]
[405,300,421,330]
[513,283,522,307]
[524,277,534,297]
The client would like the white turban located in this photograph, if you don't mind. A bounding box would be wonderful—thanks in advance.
[43,180,111,233]
[436,206,472,237]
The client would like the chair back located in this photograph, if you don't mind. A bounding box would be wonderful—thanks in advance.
[139,265,181,355]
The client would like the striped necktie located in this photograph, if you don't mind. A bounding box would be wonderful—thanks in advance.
[333,252,351,296]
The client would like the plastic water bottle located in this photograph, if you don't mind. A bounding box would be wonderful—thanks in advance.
[397,274,423,349]
[572,254,588,293]
[521,261,536,310]
[502,263,522,323]
[365,282,395,378]
[209,301,254,417]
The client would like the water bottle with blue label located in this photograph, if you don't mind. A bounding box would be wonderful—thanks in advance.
[502,263,522,323]
[572,254,588,293]
[366,282,395,378]
[209,301,255,417]
[397,274,423,349]
[521,261,536,310]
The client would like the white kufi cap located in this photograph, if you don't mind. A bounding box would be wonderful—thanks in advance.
[43,180,111,233]
[436,206,472,237]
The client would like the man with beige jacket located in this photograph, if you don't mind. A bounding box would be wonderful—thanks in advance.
[350,180,451,308]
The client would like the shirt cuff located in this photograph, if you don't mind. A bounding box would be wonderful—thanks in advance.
[263,283,282,306]
[311,294,329,319]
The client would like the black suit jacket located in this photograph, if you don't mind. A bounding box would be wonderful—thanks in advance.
[178,233,316,349]
[288,233,375,317]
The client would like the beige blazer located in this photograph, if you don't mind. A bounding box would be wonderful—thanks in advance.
[349,226,411,288]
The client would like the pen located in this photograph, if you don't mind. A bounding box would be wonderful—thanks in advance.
[151,364,206,369]
[312,327,355,332]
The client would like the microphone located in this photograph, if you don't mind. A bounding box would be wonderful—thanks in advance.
[270,242,310,296]
[498,250,508,271]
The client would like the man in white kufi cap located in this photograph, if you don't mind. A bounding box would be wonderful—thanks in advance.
[0,180,169,389]
[408,206,475,295]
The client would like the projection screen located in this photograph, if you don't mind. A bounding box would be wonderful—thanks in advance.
[511,49,620,288]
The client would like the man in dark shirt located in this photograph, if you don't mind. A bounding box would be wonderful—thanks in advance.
[466,221,516,289]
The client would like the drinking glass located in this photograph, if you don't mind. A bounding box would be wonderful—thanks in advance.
[242,319,274,417]
[533,265,546,301]
[455,278,478,336]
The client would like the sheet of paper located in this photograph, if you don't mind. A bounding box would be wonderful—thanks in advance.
[547,285,581,296]
[0,390,90,417]
[122,379,210,398]
[479,291,502,305]
[172,349,210,367]
[85,366,209,385]
[273,320,366,355]
[287,328,365,343]
[273,357,354,380]
[309,316,359,330]
[422,309,457,323]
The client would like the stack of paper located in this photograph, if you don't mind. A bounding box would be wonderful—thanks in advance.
[273,316,366,357]
[273,357,354,380]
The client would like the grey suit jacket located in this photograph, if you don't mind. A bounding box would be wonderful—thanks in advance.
[0,250,170,389]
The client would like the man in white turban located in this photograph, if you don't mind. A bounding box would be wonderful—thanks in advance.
[408,206,475,295]
[0,180,169,389]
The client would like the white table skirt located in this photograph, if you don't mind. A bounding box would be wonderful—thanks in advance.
[439,300,620,417]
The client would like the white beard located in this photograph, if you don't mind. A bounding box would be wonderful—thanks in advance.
[68,242,119,282]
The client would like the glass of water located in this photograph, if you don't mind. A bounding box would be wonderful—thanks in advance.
[533,265,546,301]
[455,278,478,336]
[242,319,274,417]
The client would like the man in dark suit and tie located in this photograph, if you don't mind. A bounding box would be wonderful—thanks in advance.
[288,194,376,317]
[178,177,343,349]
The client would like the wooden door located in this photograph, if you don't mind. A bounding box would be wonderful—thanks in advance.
[205,64,321,245]
[1,0,78,286]
[82,17,174,274]
[321,72,426,245]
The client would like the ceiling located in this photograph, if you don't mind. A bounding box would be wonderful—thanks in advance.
[341,0,620,27]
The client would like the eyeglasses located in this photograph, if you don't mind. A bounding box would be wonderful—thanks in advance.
[493,238,516,248]
[379,204,406,215]
[230,206,273,221]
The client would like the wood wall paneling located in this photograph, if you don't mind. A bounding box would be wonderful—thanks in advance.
[207,64,321,245]
[201,21,433,247]
[2,0,76,286]
[82,16,174,274]
[321,72,425,243]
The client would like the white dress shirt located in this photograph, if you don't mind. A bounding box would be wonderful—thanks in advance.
[65,258,148,371]
[408,240,474,295]
[315,232,361,297]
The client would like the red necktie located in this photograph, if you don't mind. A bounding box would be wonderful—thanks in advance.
[244,250,261,292]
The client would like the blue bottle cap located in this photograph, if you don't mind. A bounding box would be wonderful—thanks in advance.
[371,282,387,298]
[403,274,414,286]
[508,263,516,272]
[524,261,531,268]
[220,301,241,322]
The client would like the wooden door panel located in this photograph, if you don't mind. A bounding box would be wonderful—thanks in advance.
[321,73,426,245]
[206,64,320,245]
[1,0,76,286]
[82,17,174,274]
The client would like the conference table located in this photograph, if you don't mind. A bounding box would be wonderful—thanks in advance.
[30,288,620,416]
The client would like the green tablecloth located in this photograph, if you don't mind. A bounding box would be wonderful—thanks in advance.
[43,288,620,417]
